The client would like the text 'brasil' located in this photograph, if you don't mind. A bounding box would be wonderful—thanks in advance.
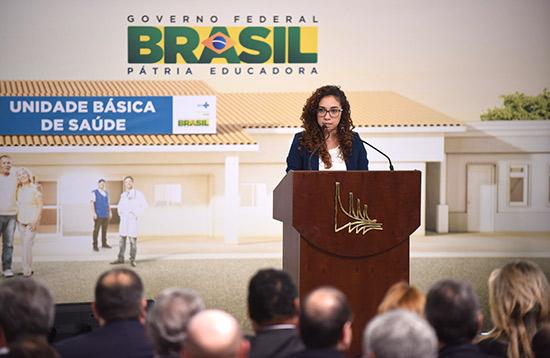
[128,26,318,64]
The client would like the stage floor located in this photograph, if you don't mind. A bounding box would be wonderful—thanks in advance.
[11,231,550,262]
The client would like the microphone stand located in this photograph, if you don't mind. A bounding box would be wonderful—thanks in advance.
[360,139,394,171]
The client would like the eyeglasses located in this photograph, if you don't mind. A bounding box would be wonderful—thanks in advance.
[317,107,343,117]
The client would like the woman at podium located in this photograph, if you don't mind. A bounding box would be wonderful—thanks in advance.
[286,85,369,172]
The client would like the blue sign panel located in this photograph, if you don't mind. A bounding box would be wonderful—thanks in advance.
[0,96,173,135]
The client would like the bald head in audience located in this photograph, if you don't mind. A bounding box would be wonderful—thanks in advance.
[182,309,248,358]
[299,286,353,352]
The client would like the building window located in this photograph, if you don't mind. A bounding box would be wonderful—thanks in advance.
[154,184,182,206]
[240,183,267,207]
[37,181,57,233]
[508,164,528,207]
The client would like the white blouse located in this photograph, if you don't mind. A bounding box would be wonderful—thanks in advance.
[17,185,42,224]
[319,147,347,171]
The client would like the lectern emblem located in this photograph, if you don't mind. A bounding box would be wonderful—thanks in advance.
[334,182,383,235]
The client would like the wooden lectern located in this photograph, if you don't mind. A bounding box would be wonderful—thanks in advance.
[273,171,421,357]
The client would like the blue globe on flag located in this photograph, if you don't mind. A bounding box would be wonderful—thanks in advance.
[212,36,227,50]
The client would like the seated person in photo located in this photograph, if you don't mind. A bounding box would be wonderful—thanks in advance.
[54,268,154,358]
[377,281,426,316]
[363,309,437,358]
[290,286,353,358]
[247,268,304,358]
[0,278,55,356]
[425,278,497,358]
[146,288,204,358]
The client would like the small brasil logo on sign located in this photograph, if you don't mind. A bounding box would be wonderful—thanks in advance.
[0,96,217,135]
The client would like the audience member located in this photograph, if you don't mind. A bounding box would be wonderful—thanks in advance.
[377,281,426,316]
[531,324,550,358]
[363,309,437,358]
[290,286,352,358]
[247,268,304,358]
[477,261,550,358]
[182,309,248,358]
[147,288,205,358]
[425,279,494,357]
[0,278,55,355]
[7,336,59,358]
[54,268,154,358]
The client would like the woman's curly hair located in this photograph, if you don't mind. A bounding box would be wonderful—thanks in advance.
[299,85,355,169]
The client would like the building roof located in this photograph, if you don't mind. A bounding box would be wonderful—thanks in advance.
[0,123,254,147]
[0,80,217,96]
[0,80,461,148]
[219,91,460,128]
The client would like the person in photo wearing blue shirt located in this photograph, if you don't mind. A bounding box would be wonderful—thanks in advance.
[90,179,112,251]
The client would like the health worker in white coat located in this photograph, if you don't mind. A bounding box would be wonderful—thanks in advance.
[111,176,147,267]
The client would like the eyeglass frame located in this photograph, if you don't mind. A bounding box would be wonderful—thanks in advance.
[317,107,343,118]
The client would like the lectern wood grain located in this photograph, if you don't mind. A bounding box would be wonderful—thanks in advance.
[274,170,421,357]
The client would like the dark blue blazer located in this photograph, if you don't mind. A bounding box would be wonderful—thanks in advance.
[285,131,369,172]
[54,319,154,358]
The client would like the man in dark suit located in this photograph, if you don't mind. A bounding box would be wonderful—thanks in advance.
[290,286,352,358]
[425,279,497,358]
[0,277,55,356]
[247,268,304,358]
[55,268,154,358]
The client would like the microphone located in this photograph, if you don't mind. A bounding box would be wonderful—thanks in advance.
[307,125,328,170]
[360,139,394,171]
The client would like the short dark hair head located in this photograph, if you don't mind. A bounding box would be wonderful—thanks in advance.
[0,278,54,343]
[94,268,144,322]
[248,268,298,325]
[98,179,106,184]
[425,279,480,346]
[299,286,352,349]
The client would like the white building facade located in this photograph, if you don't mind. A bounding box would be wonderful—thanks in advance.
[445,120,550,232]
